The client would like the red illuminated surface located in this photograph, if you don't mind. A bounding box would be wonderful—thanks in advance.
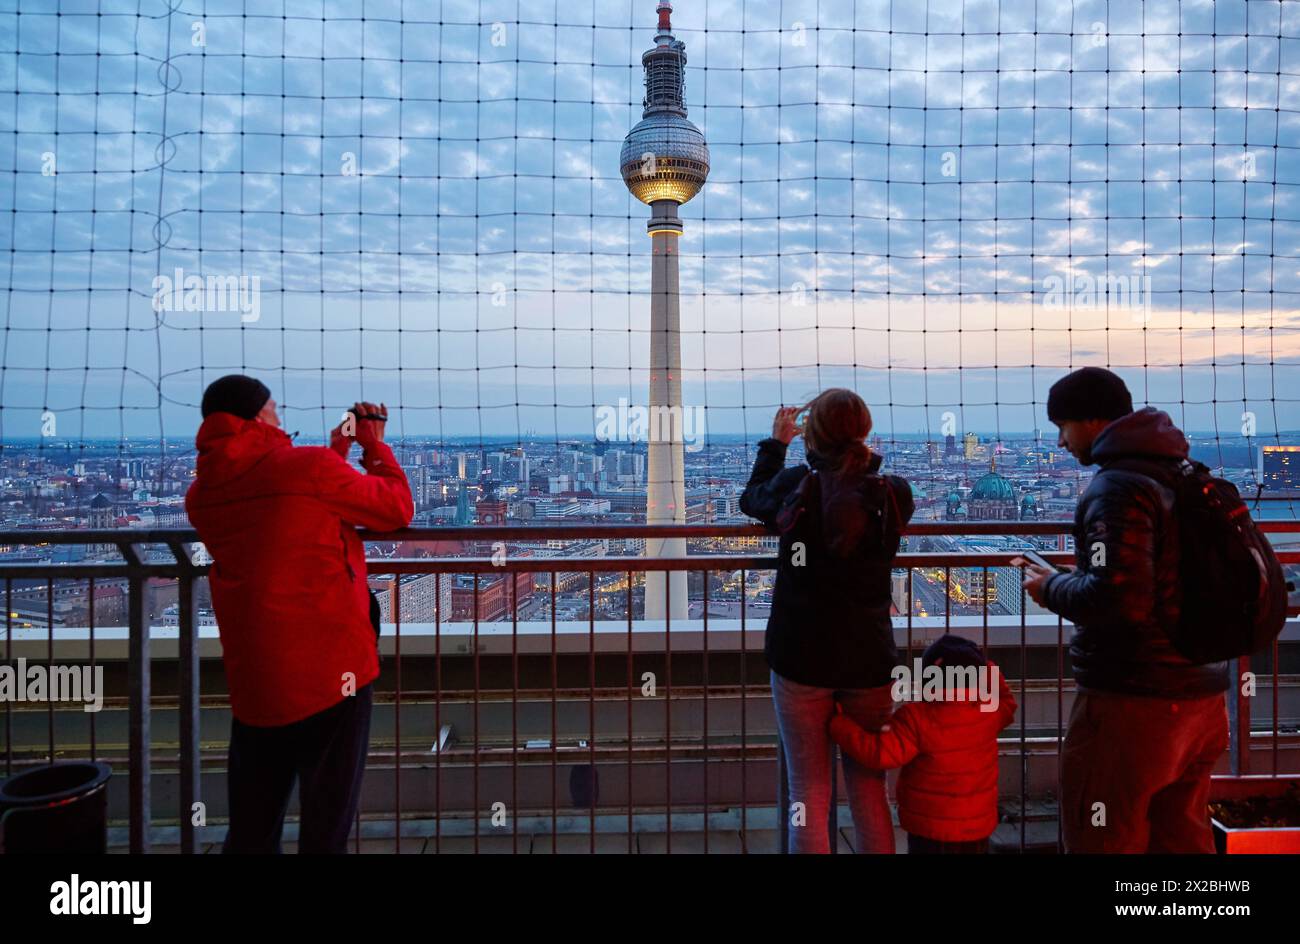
[1210,776,1300,854]
[1213,824,1300,854]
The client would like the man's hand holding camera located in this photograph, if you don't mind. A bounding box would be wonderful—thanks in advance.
[329,401,389,457]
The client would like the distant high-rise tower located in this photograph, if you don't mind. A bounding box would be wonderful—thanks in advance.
[455,485,473,526]
[1262,445,1300,490]
[88,492,115,554]
[621,1,710,623]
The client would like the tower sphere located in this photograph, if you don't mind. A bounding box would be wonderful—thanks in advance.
[620,2,710,208]
[620,115,710,206]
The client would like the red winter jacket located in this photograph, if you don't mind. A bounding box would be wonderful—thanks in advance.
[829,669,1017,842]
[185,414,414,726]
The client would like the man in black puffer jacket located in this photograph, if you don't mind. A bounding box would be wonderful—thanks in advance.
[1019,368,1229,854]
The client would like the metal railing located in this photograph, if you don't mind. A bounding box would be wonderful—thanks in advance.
[1,521,1297,853]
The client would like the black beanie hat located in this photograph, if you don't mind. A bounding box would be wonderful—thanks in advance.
[921,634,986,670]
[1046,367,1133,423]
[201,374,271,420]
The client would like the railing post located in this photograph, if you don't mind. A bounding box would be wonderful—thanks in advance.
[1229,655,1251,776]
[777,733,789,854]
[122,543,150,854]
[827,744,838,854]
[1227,679,1239,776]
[172,542,201,854]
[4,579,11,780]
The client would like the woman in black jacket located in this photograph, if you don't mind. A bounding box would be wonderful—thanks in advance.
[740,388,914,853]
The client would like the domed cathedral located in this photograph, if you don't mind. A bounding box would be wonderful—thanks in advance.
[967,458,1019,521]
[88,492,115,529]
[1019,493,1042,520]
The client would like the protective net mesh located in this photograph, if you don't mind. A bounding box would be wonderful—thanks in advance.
[1,0,1298,511]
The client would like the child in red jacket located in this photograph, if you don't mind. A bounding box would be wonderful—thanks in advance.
[830,634,1017,853]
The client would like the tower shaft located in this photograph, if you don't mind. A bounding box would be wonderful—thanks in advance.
[644,227,687,623]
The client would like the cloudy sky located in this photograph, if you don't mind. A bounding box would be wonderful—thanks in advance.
[1,0,1298,446]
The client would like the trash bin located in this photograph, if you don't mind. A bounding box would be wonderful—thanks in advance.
[0,761,113,854]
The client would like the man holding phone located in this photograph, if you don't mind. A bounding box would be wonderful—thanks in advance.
[186,376,414,853]
[1014,367,1228,854]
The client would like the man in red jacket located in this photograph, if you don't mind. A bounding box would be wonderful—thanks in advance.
[185,375,414,853]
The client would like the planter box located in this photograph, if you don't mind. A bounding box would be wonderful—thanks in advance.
[1209,775,1300,854]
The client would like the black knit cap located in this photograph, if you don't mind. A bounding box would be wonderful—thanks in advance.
[201,374,271,420]
[1046,367,1133,423]
[921,634,986,670]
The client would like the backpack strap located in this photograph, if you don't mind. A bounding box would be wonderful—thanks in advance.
[881,475,904,542]
[1102,455,1188,490]
[1096,457,1186,539]
[776,468,819,535]
[845,471,904,553]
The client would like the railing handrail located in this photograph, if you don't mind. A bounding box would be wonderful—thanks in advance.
[2,518,1299,548]
[0,522,1058,544]
[3,523,1298,582]
[0,551,1083,581]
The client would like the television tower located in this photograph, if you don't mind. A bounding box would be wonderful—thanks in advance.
[620,1,710,623]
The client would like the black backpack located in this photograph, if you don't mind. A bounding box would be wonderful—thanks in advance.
[1112,457,1290,663]
[775,467,904,563]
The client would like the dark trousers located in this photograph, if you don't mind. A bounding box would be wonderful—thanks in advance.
[223,684,373,854]
[1061,689,1228,853]
[907,833,989,854]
